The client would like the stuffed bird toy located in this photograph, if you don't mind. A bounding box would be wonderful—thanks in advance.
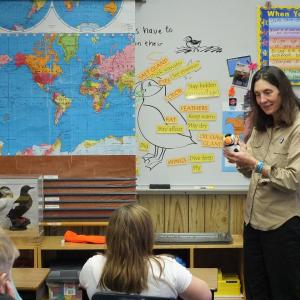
[223,134,240,152]
[7,185,34,230]
[0,186,13,211]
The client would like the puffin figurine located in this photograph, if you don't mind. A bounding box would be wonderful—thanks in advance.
[7,185,34,231]
[0,186,13,212]
[223,133,240,152]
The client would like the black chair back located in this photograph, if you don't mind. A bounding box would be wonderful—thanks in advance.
[91,292,176,300]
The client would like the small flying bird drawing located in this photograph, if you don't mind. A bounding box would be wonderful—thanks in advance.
[0,186,13,211]
[184,36,202,49]
[7,185,34,231]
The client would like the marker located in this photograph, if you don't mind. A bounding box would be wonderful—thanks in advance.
[192,186,215,190]
[200,185,215,190]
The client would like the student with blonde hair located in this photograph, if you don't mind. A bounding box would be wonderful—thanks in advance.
[80,204,212,300]
[0,228,20,300]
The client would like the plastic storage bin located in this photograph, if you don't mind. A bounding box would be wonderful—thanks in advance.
[214,270,241,297]
[46,269,82,300]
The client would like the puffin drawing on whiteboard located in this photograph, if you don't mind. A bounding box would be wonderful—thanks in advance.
[135,79,196,170]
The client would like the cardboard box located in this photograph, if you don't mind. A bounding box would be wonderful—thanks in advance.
[46,270,82,300]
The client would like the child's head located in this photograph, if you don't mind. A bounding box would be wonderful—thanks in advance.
[100,204,156,293]
[0,228,19,274]
[106,204,154,258]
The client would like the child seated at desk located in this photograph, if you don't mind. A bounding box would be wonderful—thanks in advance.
[79,204,212,300]
[0,228,21,300]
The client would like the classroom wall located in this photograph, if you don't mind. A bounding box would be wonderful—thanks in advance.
[2,0,299,237]
[138,193,245,234]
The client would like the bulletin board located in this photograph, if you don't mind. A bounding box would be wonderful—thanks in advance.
[135,0,300,191]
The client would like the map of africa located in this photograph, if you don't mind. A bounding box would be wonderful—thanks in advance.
[0,0,123,32]
[0,33,135,156]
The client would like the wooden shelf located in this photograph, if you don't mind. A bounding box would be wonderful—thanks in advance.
[153,235,242,267]
[11,234,243,268]
[193,234,243,249]
[39,236,106,250]
[38,234,242,250]
[38,236,106,268]
[41,221,109,227]
[37,234,243,269]
[10,236,40,268]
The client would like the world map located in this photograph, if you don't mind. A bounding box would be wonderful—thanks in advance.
[0,0,51,31]
[53,0,123,31]
[0,0,123,32]
[0,33,135,156]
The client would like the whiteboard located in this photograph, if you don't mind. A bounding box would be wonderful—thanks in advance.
[135,0,300,191]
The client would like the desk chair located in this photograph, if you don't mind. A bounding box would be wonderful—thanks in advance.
[91,291,216,300]
[91,293,175,300]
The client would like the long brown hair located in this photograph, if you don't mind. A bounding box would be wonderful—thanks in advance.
[250,66,300,131]
[99,204,162,294]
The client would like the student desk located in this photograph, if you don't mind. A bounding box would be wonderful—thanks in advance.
[189,268,218,299]
[12,268,50,300]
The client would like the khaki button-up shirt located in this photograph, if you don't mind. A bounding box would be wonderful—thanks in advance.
[239,110,300,231]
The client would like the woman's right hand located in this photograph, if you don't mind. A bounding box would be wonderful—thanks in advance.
[0,273,15,299]
[224,140,256,170]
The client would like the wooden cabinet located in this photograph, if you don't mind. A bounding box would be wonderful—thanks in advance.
[37,235,243,269]
[38,236,106,268]
[12,234,243,270]
[11,236,40,268]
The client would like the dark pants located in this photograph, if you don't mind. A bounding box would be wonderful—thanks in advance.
[244,217,300,300]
